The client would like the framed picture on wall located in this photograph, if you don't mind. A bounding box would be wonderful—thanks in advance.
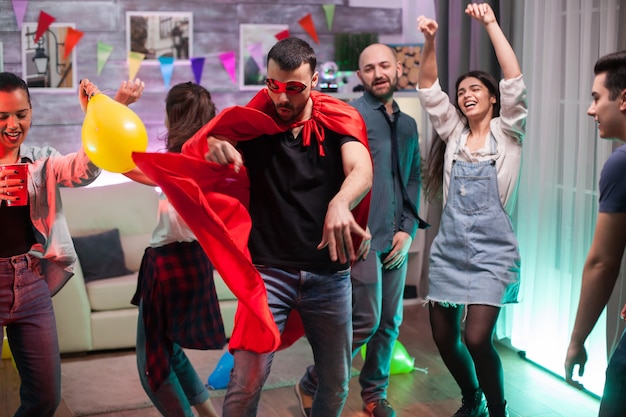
[126,11,193,63]
[388,44,422,91]
[239,24,289,91]
[21,22,78,91]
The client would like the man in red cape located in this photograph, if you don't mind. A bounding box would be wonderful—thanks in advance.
[133,90,371,352]
[134,37,372,417]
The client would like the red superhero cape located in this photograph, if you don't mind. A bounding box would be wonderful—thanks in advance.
[132,89,371,353]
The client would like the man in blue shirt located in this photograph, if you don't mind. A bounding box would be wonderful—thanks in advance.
[565,50,626,417]
[297,43,426,417]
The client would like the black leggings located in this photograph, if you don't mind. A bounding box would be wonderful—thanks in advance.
[429,303,504,407]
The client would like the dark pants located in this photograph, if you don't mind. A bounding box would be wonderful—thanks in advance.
[0,255,60,417]
[599,329,626,417]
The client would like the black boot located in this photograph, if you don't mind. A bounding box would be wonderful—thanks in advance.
[452,388,488,417]
[487,400,509,417]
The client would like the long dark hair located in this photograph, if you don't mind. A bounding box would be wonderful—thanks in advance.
[0,72,31,107]
[422,131,445,204]
[164,82,216,153]
[422,71,500,202]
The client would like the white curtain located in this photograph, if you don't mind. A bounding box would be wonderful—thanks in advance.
[506,0,623,396]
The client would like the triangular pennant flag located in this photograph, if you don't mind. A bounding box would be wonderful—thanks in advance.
[158,56,175,88]
[298,13,319,44]
[63,27,83,60]
[275,29,290,41]
[34,11,55,43]
[322,5,335,31]
[97,42,114,75]
[218,51,236,84]
[127,51,145,81]
[247,42,265,74]
[11,0,28,30]
[190,57,205,84]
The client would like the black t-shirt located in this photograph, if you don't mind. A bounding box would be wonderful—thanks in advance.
[238,127,355,271]
[0,201,36,257]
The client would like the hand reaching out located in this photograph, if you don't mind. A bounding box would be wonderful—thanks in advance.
[114,78,145,106]
[318,200,371,264]
[204,136,243,173]
[465,2,497,26]
[79,78,101,113]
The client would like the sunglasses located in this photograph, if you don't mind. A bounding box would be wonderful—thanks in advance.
[265,78,309,95]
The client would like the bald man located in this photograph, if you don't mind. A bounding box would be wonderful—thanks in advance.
[296,43,425,417]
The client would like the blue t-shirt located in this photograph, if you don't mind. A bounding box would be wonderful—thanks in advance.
[599,143,626,213]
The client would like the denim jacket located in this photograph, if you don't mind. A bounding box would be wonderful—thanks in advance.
[21,144,101,295]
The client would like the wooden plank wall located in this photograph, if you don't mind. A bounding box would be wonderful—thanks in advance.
[0,0,402,154]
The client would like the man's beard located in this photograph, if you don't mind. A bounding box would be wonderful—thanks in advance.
[275,102,305,124]
[366,76,397,100]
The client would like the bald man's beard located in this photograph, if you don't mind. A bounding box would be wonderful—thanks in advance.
[365,75,398,100]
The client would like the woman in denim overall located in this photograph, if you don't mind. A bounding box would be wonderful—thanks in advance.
[417,4,527,417]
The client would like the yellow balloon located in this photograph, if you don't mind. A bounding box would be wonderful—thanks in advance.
[81,94,148,173]
[2,332,12,360]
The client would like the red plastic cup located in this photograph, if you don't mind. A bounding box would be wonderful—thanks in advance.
[1,163,28,207]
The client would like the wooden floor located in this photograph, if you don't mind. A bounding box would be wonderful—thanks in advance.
[1,303,600,417]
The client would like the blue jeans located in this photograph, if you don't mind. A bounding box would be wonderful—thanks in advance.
[0,255,60,417]
[599,329,626,416]
[300,252,406,404]
[136,303,210,417]
[222,266,352,417]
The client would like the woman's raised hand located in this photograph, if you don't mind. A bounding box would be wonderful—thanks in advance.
[114,78,145,106]
[417,15,438,40]
[465,2,497,26]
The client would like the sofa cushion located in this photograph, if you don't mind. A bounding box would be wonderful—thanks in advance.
[72,229,133,283]
[213,271,236,301]
[120,233,151,272]
[86,273,138,311]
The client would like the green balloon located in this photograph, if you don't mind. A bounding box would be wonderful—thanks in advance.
[360,340,415,374]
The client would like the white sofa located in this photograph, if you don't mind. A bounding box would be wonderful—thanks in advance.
[52,180,237,354]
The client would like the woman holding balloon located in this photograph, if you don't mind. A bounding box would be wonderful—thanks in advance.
[128,82,225,417]
[0,72,143,417]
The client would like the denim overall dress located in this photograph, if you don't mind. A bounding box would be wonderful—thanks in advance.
[427,136,520,307]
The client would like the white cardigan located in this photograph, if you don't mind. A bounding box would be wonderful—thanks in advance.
[416,75,528,215]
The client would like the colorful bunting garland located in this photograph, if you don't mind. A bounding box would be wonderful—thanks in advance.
[190,57,205,84]
[322,4,336,31]
[127,51,145,81]
[11,0,28,30]
[247,42,265,75]
[275,29,290,41]
[34,10,55,43]
[15,12,328,89]
[158,56,175,87]
[63,27,83,59]
[97,42,114,75]
[218,51,237,84]
[298,13,319,44]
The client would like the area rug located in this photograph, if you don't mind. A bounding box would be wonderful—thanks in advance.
[61,337,339,416]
